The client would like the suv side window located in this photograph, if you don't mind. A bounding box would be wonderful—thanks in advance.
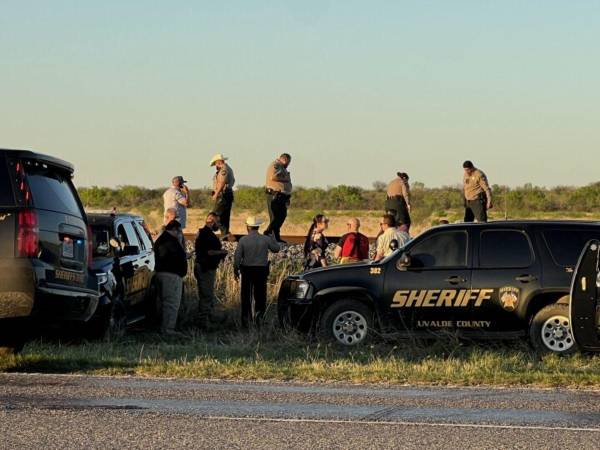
[116,224,130,245]
[0,157,15,207]
[122,222,141,249]
[480,230,533,268]
[543,230,584,267]
[134,221,153,251]
[410,231,468,268]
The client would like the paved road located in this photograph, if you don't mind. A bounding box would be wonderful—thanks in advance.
[1,373,599,449]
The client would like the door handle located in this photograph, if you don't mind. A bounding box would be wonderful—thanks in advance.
[144,260,150,264]
[515,274,537,283]
[444,276,467,284]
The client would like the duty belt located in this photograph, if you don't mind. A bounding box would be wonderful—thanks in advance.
[266,188,291,198]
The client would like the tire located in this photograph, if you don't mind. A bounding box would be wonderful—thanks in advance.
[529,303,578,355]
[0,321,27,355]
[319,299,374,346]
[85,295,126,341]
[0,341,25,356]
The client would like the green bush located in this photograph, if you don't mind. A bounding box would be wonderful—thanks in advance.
[78,182,600,215]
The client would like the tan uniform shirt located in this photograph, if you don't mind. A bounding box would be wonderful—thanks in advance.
[463,169,492,202]
[265,160,292,195]
[387,177,411,205]
[213,163,235,193]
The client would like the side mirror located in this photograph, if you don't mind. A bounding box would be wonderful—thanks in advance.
[397,252,412,271]
[390,239,399,252]
[123,245,140,256]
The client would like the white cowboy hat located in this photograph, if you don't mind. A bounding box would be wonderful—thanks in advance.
[209,153,229,166]
[245,216,265,227]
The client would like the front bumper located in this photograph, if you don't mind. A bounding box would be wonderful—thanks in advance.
[277,279,316,331]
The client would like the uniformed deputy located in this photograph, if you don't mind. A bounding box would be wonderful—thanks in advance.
[385,172,411,231]
[210,153,235,238]
[234,216,281,327]
[264,153,292,243]
[462,160,492,223]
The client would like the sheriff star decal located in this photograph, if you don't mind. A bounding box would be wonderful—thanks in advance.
[499,286,520,311]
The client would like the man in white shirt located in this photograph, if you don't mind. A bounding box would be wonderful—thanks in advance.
[374,214,410,261]
[163,176,190,229]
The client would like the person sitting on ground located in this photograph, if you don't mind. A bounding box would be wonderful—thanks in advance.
[153,220,188,337]
[334,218,370,264]
[303,214,330,270]
[374,215,410,262]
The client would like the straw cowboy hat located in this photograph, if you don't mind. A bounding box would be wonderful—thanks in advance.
[209,153,228,166]
[245,216,265,227]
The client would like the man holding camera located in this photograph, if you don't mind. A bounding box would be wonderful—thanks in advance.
[163,176,191,229]
[264,153,292,243]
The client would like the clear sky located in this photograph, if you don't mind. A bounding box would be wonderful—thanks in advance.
[1,1,599,189]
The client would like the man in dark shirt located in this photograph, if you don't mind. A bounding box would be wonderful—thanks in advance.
[194,212,228,330]
[153,220,188,337]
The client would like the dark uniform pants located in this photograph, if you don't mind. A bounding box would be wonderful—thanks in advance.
[240,265,269,327]
[464,195,488,222]
[194,264,216,329]
[213,190,234,235]
[264,192,289,241]
[385,196,411,229]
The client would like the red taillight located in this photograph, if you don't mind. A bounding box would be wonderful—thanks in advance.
[17,210,39,257]
[87,225,93,268]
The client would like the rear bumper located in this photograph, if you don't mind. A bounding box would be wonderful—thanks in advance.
[31,284,100,322]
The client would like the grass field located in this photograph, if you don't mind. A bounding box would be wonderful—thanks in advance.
[3,333,600,388]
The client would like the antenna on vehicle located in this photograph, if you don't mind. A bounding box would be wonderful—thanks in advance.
[504,186,508,220]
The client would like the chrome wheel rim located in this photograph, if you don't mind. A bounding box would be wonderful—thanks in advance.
[332,310,368,345]
[541,315,574,353]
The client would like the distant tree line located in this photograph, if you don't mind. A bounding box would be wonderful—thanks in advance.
[78,182,600,216]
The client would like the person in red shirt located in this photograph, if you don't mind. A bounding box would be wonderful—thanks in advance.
[334,218,370,264]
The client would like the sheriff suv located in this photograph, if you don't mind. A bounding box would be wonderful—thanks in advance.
[278,220,600,354]
[0,149,99,352]
[86,212,156,338]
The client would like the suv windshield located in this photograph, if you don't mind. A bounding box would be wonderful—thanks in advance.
[25,162,83,218]
[91,225,112,257]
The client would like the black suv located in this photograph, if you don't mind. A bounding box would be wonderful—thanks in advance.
[0,149,99,352]
[87,212,156,338]
[279,220,600,354]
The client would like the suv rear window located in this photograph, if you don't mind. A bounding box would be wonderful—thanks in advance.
[24,162,83,218]
[480,230,533,268]
[544,229,600,267]
[0,158,15,207]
